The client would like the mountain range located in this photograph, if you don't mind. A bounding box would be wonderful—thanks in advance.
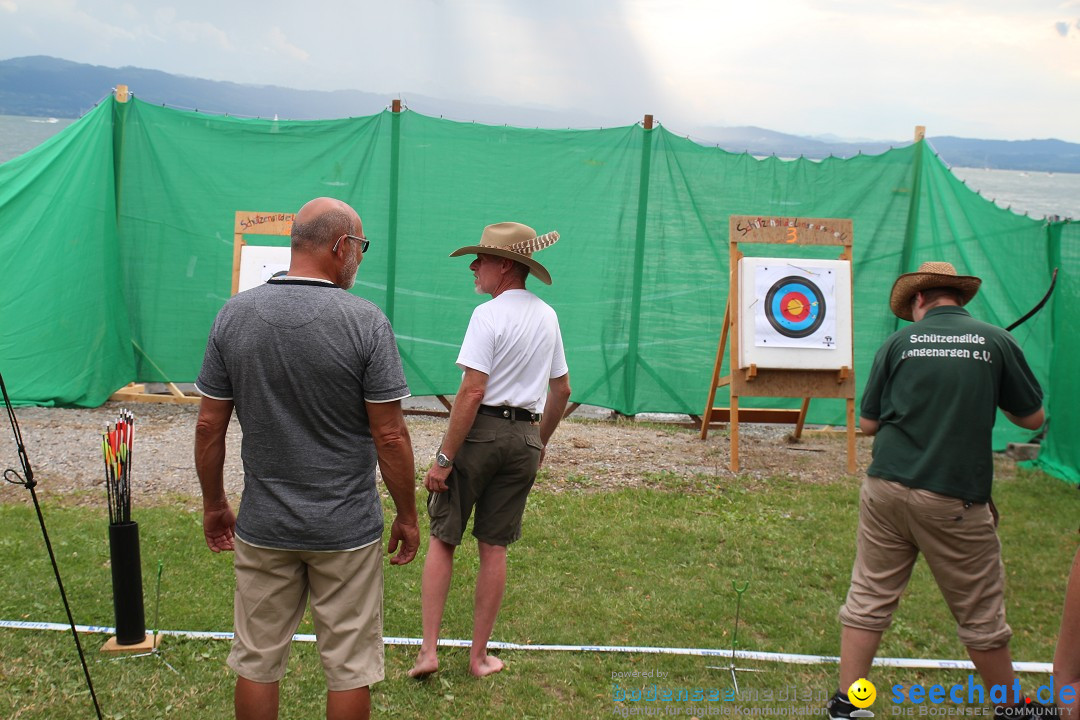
[3,56,1079,173]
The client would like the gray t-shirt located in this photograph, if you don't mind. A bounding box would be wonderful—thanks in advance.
[196,277,409,551]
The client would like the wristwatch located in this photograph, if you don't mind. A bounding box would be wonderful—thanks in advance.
[435,452,452,468]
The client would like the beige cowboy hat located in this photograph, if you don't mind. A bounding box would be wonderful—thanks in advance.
[450,222,560,285]
[889,261,982,321]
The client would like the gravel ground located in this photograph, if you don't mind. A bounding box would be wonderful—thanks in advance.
[0,401,875,507]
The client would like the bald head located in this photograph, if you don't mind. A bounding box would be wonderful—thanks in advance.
[291,197,361,254]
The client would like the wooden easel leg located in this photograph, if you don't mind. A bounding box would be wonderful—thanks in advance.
[846,398,857,474]
[794,397,811,439]
[701,302,731,440]
[730,395,740,472]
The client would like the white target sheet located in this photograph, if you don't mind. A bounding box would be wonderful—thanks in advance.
[753,263,837,349]
[738,257,852,370]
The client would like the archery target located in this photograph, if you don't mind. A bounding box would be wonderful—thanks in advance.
[737,257,852,370]
[764,276,826,338]
[238,244,290,293]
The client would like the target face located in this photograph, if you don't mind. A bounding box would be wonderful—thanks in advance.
[764,276,826,338]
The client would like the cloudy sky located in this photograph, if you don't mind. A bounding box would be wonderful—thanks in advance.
[2,0,1079,142]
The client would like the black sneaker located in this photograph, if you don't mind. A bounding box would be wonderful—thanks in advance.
[826,690,857,719]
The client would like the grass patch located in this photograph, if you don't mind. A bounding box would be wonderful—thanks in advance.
[0,467,1075,718]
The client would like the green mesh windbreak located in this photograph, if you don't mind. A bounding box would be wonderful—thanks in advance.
[0,97,1073,481]
[0,100,134,406]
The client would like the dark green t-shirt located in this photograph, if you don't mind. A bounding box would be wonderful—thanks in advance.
[860,306,1042,502]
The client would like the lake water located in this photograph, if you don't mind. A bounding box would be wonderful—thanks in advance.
[2,113,1078,220]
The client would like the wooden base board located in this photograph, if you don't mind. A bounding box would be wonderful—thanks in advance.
[109,383,200,405]
[101,633,161,654]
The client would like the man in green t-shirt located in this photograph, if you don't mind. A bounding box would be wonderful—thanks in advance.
[827,262,1045,719]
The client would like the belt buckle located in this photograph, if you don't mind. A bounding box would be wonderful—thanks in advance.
[502,408,510,418]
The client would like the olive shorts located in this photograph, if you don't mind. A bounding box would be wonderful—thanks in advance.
[228,537,384,691]
[838,476,1012,651]
[428,413,543,546]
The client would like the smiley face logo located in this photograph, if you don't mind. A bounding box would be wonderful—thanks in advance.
[847,678,876,708]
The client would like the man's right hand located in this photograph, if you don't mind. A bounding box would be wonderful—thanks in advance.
[203,503,236,552]
[425,463,452,493]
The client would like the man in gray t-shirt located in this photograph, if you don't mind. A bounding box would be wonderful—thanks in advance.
[195,197,417,720]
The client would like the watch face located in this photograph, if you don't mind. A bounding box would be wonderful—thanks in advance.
[436,453,451,467]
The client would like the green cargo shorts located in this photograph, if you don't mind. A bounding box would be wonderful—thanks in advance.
[428,413,543,546]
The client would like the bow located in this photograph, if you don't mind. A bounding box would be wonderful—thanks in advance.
[1006,268,1058,332]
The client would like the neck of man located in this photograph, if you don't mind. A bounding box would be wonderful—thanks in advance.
[490,277,527,299]
[913,296,961,322]
[287,253,337,284]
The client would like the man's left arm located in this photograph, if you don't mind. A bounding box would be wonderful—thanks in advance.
[998,335,1046,432]
[538,373,572,468]
[194,397,236,553]
[1004,407,1045,430]
[366,399,419,566]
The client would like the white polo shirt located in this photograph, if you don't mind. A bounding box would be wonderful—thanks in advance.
[456,289,568,413]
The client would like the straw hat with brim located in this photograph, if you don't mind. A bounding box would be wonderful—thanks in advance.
[450,222,560,285]
[889,261,982,321]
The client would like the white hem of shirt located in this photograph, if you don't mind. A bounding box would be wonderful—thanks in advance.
[240,537,380,553]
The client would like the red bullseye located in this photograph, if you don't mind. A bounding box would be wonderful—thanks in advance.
[780,292,811,322]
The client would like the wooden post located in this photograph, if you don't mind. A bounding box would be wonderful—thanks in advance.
[115,85,129,103]
[624,114,654,413]
[914,125,926,142]
[386,97,403,322]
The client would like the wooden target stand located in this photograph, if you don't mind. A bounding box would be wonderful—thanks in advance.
[700,216,856,473]
[111,209,453,415]
[111,211,296,405]
[230,210,295,294]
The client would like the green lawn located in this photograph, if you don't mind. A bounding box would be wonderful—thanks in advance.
[0,461,1075,719]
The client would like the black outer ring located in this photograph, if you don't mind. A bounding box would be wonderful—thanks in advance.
[763,275,826,339]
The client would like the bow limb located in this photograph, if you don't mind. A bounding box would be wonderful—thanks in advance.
[1006,267,1058,332]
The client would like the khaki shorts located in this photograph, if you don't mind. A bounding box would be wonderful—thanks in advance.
[228,538,384,691]
[428,413,543,546]
[838,476,1012,651]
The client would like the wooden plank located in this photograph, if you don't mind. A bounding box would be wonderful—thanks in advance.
[233,211,296,235]
[705,408,803,424]
[734,368,855,398]
[108,390,200,405]
[729,216,852,247]
[403,408,449,418]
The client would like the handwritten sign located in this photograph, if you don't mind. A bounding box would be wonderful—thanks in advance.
[234,212,296,235]
[732,216,850,245]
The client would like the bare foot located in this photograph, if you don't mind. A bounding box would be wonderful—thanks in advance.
[469,654,505,678]
[408,651,439,679]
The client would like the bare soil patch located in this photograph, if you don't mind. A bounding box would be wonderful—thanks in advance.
[0,403,876,507]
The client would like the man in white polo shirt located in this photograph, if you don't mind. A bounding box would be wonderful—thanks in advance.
[409,221,571,679]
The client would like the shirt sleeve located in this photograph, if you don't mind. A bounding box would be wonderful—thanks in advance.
[194,312,233,400]
[362,319,411,403]
[456,307,494,374]
[549,319,568,379]
[859,343,890,420]
[996,333,1043,417]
